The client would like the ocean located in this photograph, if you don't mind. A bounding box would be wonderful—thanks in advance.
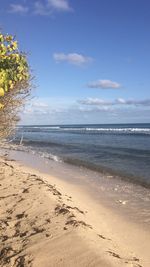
[14,123,150,188]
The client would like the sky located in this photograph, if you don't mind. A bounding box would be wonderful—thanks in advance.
[1,0,150,124]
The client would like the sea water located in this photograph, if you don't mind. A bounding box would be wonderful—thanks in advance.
[14,123,150,188]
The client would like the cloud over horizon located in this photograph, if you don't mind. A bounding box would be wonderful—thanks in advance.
[23,97,150,119]
[53,53,93,66]
[87,79,121,89]
[21,96,150,125]
[79,97,150,107]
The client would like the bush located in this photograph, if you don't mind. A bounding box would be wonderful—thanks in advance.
[0,32,31,139]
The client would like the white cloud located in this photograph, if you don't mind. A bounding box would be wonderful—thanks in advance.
[79,98,112,106]
[8,0,73,16]
[31,101,49,108]
[78,98,150,107]
[9,4,29,14]
[117,99,150,106]
[77,105,111,112]
[116,98,126,104]
[48,0,72,12]
[23,97,150,121]
[34,1,51,15]
[23,100,49,115]
[22,97,76,116]
[34,0,72,15]
[53,53,93,66]
[21,97,150,125]
[87,79,121,89]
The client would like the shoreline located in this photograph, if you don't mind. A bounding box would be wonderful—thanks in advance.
[2,141,150,189]
[1,144,150,229]
[0,149,150,266]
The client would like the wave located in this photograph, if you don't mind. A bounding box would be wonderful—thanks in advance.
[17,126,60,130]
[38,151,62,162]
[85,127,150,134]
[8,143,63,163]
[17,126,150,135]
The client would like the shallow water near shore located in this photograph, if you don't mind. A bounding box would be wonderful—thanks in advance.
[4,147,150,232]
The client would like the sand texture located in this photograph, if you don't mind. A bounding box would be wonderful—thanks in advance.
[0,155,149,267]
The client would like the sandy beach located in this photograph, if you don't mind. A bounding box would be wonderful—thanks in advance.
[0,151,150,267]
[1,0,150,265]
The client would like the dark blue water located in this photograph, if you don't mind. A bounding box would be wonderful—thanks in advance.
[14,123,150,187]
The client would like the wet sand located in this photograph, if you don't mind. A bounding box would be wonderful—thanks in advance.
[0,149,150,266]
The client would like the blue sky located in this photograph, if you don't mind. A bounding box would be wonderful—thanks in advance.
[1,0,150,124]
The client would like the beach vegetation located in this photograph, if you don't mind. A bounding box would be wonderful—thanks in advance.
[0,32,31,139]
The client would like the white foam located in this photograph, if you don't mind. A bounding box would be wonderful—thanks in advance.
[17,125,150,134]
[85,127,150,134]
[38,151,62,163]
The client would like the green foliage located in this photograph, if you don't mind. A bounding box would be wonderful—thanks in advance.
[0,32,31,139]
[0,33,30,109]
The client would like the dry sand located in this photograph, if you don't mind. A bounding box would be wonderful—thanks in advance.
[0,154,149,267]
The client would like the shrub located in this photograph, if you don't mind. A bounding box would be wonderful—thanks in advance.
[0,32,31,139]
